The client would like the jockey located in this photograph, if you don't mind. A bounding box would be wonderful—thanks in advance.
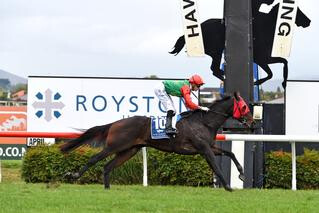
[154,74,209,135]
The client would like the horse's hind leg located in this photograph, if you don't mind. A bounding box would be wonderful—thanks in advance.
[103,147,141,189]
[212,146,245,181]
[71,147,113,179]
[210,52,224,81]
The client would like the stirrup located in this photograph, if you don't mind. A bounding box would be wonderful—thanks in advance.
[165,128,177,135]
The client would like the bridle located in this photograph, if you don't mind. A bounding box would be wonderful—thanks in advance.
[206,97,250,122]
[232,96,251,125]
[209,109,228,117]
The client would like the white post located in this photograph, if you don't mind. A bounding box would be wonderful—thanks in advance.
[142,147,148,186]
[0,160,2,183]
[230,140,245,189]
[291,141,297,190]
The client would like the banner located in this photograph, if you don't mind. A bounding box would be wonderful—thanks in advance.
[180,0,205,56]
[0,144,27,160]
[0,106,27,145]
[271,0,298,57]
[286,80,319,135]
[27,77,197,133]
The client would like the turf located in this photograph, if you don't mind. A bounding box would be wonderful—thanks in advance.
[1,160,318,213]
[0,182,318,213]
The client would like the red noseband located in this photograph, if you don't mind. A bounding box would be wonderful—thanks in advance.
[233,97,250,119]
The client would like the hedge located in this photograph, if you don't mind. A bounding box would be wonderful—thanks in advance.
[264,149,319,189]
[21,145,214,186]
[22,145,319,189]
[22,145,143,184]
[147,149,214,186]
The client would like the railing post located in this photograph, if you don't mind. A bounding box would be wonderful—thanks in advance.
[0,160,2,183]
[291,141,297,190]
[142,147,148,186]
[230,140,245,189]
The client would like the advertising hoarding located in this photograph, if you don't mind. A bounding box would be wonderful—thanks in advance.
[27,77,196,132]
[0,106,27,159]
[286,80,319,135]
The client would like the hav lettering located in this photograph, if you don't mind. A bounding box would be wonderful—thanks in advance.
[179,0,204,56]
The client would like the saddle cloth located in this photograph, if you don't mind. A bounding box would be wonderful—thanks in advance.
[151,113,191,139]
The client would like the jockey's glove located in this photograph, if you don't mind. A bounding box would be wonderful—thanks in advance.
[199,106,209,112]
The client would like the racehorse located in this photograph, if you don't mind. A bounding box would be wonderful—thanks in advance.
[170,0,311,88]
[60,92,254,192]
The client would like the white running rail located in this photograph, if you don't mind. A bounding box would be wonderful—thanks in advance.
[220,134,319,190]
[1,132,319,189]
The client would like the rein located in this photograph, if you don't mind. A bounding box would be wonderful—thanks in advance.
[208,109,228,117]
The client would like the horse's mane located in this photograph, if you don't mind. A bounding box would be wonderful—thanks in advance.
[208,95,232,108]
[178,95,232,120]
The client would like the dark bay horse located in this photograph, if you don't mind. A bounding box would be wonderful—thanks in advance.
[60,92,254,192]
[170,1,311,88]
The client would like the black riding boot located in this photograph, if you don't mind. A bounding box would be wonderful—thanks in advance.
[165,110,177,135]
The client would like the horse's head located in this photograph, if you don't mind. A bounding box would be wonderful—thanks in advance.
[296,8,311,28]
[232,92,255,128]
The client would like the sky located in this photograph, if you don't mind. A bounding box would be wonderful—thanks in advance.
[0,0,318,90]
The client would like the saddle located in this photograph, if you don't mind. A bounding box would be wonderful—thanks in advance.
[177,110,194,120]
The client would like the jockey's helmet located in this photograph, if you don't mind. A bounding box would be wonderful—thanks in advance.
[189,74,204,86]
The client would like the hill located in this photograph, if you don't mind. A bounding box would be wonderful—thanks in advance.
[0,69,27,85]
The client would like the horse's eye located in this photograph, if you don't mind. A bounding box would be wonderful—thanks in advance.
[241,105,247,113]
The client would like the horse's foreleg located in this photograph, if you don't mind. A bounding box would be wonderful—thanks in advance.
[254,63,273,85]
[212,146,245,181]
[210,52,224,81]
[103,147,141,189]
[264,57,288,88]
[200,145,232,192]
[283,62,288,89]
[278,58,288,88]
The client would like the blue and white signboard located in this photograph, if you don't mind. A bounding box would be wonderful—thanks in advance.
[27,77,197,133]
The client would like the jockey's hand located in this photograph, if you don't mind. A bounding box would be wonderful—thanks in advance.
[199,106,209,112]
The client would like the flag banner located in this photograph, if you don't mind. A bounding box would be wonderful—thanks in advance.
[271,0,298,57]
[180,0,205,57]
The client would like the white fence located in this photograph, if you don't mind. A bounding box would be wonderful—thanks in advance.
[143,134,319,190]
[1,132,319,190]
[220,134,319,190]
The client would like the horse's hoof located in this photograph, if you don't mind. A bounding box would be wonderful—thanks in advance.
[254,80,261,85]
[239,174,245,182]
[282,81,286,89]
[213,73,225,81]
[72,172,80,179]
[225,185,233,192]
[64,172,73,179]
[64,172,80,180]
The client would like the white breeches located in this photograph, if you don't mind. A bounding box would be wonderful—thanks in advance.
[154,83,176,113]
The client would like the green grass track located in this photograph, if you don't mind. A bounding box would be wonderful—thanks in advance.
[0,182,318,213]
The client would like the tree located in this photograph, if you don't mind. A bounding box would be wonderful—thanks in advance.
[259,88,283,102]
[11,83,27,94]
[144,75,159,79]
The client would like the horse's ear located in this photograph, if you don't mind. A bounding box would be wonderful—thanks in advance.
[234,91,241,101]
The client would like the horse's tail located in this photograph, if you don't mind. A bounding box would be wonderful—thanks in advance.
[60,123,113,153]
[169,35,185,55]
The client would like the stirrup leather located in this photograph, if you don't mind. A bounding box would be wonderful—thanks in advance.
[165,127,177,135]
